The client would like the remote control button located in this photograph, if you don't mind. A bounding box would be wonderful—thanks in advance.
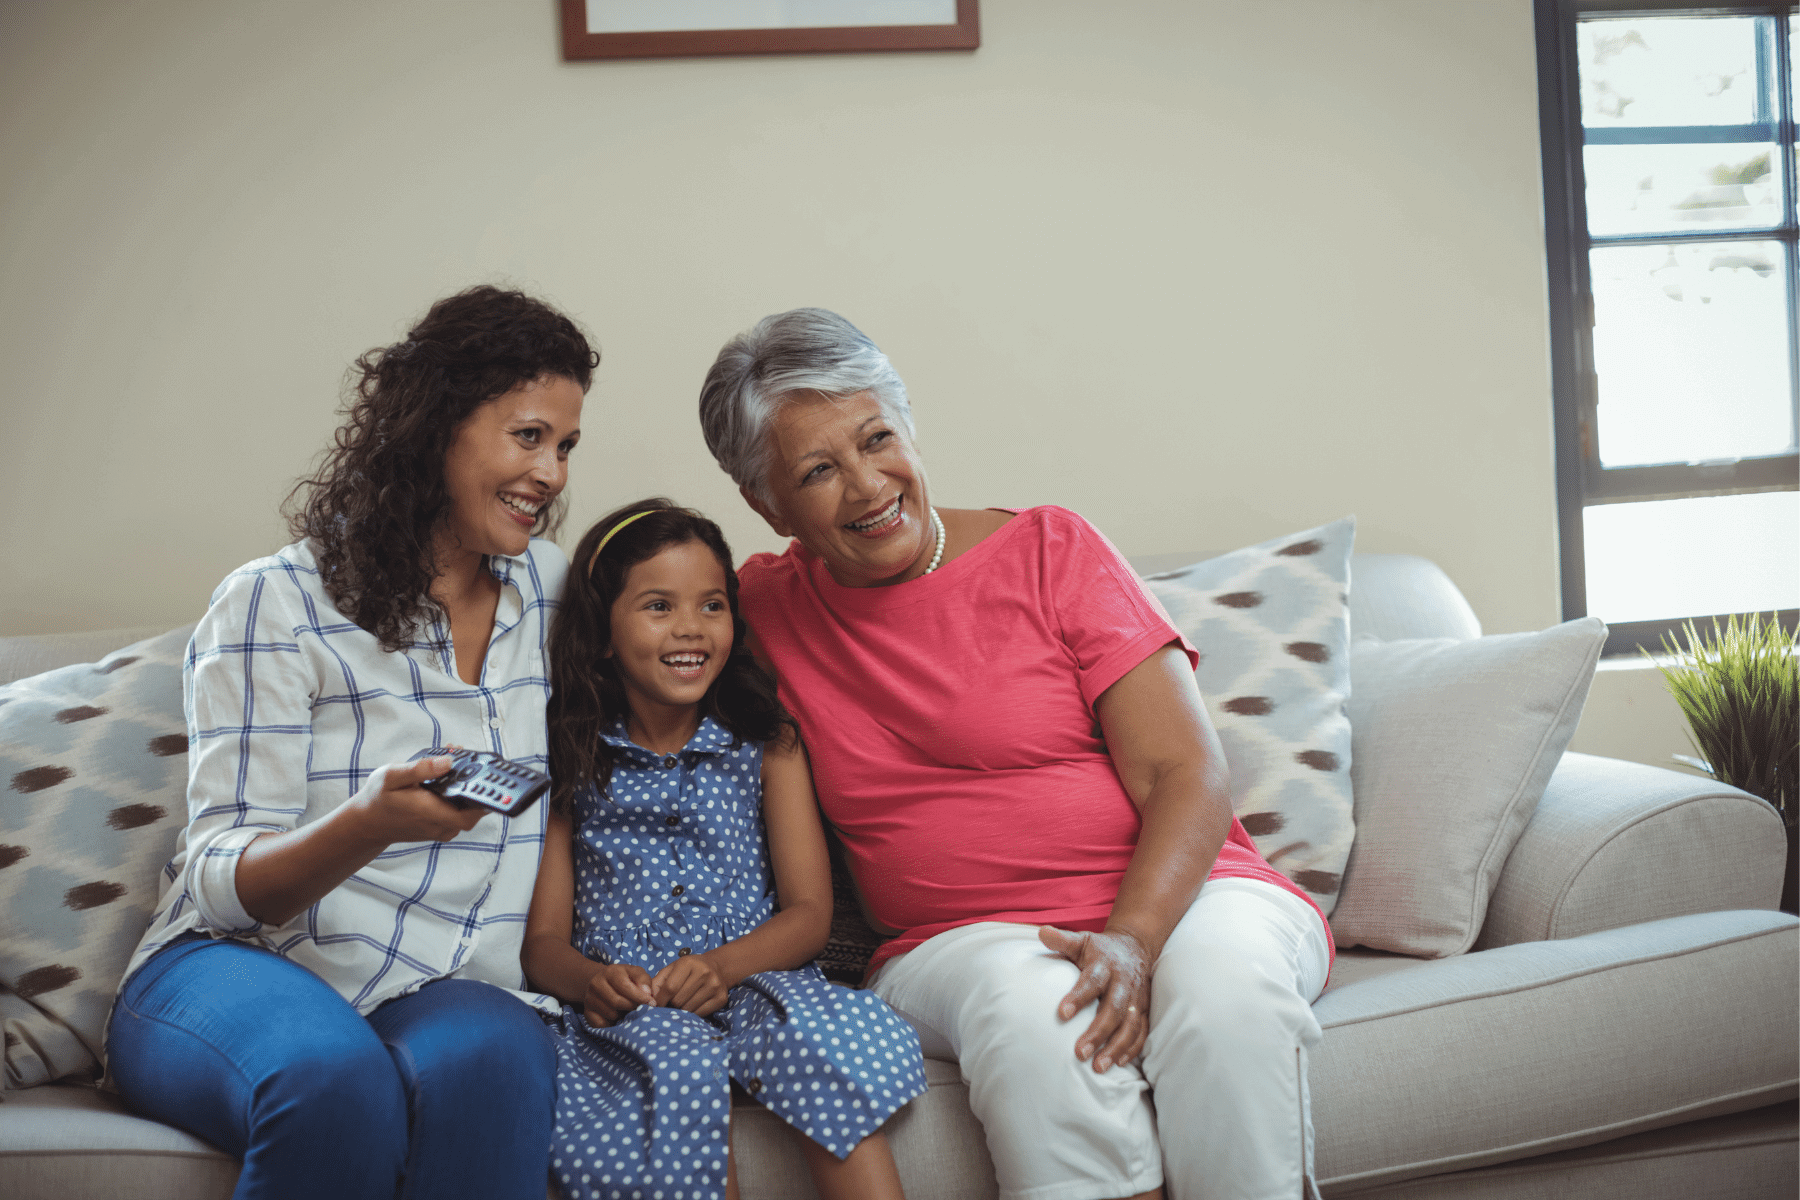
[665,816,679,827]
[671,884,685,896]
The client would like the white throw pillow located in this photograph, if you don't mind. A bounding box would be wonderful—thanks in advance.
[1143,517,1356,914]
[1329,617,1607,958]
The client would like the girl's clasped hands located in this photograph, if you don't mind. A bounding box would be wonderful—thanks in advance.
[581,954,726,1023]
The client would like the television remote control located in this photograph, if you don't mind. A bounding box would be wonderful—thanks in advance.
[411,747,550,818]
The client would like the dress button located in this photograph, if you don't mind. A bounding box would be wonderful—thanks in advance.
[678,947,691,956]
[665,815,679,827]
[671,884,685,896]
[662,755,677,769]
[746,1078,763,1093]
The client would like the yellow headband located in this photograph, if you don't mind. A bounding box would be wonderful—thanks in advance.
[586,510,657,577]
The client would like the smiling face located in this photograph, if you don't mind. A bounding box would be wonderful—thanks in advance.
[747,390,935,589]
[606,539,735,728]
[439,374,584,562]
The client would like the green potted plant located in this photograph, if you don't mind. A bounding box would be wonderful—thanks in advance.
[1652,612,1799,914]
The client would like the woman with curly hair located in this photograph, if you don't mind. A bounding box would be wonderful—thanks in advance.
[109,285,596,1200]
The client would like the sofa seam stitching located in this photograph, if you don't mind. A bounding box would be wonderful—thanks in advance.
[1319,920,1796,1028]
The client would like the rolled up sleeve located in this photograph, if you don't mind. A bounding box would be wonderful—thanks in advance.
[176,568,315,936]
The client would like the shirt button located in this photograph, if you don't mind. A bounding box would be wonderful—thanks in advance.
[489,716,503,729]
[662,755,677,769]
[746,1078,763,1093]
[671,884,685,896]
[678,947,691,956]
[665,815,679,827]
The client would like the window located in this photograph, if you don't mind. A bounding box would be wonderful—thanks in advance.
[1536,0,1800,654]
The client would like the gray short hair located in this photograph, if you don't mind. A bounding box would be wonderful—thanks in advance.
[698,308,913,503]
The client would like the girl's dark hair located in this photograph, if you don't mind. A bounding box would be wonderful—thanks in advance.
[547,498,794,814]
[286,285,599,652]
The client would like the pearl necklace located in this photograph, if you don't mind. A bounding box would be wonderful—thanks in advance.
[923,507,946,575]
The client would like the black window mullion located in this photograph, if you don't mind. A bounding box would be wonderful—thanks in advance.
[1540,0,1593,621]
[1778,9,1800,450]
[1583,122,1775,142]
[1602,609,1799,658]
[1583,451,1800,501]
[1589,224,1792,246]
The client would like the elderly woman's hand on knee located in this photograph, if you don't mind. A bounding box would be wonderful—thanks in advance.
[1039,925,1153,1073]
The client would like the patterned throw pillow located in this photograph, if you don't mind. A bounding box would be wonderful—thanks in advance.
[816,825,890,987]
[1142,518,1356,915]
[0,625,194,1088]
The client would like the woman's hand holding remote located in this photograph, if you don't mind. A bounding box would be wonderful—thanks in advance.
[344,756,489,844]
[235,756,487,926]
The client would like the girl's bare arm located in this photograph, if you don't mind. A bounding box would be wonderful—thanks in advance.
[523,808,652,1016]
[654,732,832,1010]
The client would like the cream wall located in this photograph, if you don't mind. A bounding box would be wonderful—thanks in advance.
[0,0,1689,766]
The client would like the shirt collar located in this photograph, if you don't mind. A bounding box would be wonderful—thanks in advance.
[599,715,737,760]
[484,553,517,587]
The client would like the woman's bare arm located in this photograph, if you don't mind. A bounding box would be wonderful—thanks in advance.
[1039,644,1232,1072]
[235,755,487,925]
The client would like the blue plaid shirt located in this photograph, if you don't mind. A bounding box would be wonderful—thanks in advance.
[120,537,567,1017]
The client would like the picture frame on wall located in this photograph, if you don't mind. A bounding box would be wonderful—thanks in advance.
[560,0,980,61]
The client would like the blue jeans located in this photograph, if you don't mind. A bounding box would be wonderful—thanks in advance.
[108,935,556,1200]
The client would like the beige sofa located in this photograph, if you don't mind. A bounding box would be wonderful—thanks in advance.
[2,552,1795,1199]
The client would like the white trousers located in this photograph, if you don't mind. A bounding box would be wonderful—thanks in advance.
[869,878,1331,1200]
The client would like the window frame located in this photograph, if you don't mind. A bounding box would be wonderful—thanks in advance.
[1536,0,1800,655]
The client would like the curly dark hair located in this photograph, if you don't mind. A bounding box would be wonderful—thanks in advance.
[285,285,598,651]
[547,498,794,815]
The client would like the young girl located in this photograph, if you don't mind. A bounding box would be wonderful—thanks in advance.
[525,499,926,1200]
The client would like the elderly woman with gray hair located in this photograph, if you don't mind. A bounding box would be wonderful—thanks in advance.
[698,308,1334,1200]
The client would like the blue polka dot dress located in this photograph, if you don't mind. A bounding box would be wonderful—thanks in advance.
[548,717,927,1200]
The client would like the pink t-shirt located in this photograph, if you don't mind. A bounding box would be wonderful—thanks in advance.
[738,505,1331,973]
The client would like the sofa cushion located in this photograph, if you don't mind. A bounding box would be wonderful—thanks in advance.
[0,626,195,1088]
[1142,517,1356,913]
[736,1057,995,1200]
[1327,1102,1797,1200]
[0,1060,988,1200]
[1328,619,1606,957]
[1309,909,1800,1193]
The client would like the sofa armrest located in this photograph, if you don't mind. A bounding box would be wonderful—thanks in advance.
[1476,752,1786,950]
